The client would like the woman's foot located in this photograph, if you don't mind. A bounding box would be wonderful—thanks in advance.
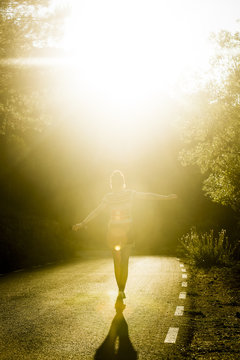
[118,290,126,299]
[115,296,126,313]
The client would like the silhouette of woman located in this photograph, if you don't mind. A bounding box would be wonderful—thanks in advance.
[72,170,177,301]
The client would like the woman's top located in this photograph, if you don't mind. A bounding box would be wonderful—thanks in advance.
[81,190,174,226]
[103,189,136,225]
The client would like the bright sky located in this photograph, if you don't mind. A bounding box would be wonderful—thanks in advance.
[51,0,239,157]
[58,0,240,100]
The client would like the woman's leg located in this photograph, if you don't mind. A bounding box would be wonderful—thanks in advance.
[110,224,131,292]
[118,245,131,292]
[112,248,122,291]
[112,245,131,292]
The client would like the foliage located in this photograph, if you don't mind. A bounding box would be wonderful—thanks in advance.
[0,1,74,272]
[0,214,78,273]
[0,0,67,137]
[179,30,240,212]
[0,0,66,58]
[180,228,236,268]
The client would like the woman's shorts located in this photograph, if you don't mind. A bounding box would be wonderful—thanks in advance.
[107,223,134,250]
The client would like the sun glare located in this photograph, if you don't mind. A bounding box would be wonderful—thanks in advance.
[61,0,211,105]
[49,0,239,157]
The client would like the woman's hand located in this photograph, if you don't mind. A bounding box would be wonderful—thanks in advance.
[72,223,86,231]
[168,194,178,199]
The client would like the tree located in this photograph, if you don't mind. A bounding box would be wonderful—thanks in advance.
[180,29,240,213]
[0,1,77,272]
[0,0,67,136]
[0,0,68,212]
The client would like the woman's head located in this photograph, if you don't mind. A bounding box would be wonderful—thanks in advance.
[110,170,126,192]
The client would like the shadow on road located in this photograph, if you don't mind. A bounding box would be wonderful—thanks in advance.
[94,298,138,360]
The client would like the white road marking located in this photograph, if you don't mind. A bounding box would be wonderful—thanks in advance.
[175,306,184,316]
[182,281,188,287]
[164,327,179,343]
[182,274,188,279]
[181,268,186,272]
[180,264,184,267]
[179,292,187,299]
[13,269,24,273]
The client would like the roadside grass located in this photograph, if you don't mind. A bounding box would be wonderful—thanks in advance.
[179,228,240,358]
[184,264,240,359]
[180,228,237,268]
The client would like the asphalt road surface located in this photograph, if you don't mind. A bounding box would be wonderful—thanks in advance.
[0,256,192,360]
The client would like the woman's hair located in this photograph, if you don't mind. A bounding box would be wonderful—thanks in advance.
[110,170,126,191]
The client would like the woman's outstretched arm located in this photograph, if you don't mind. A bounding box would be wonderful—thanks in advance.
[72,200,107,231]
[135,192,177,200]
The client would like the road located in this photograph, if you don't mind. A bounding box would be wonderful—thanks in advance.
[0,256,192,359]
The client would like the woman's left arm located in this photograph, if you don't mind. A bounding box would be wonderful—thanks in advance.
[135,192,178,200]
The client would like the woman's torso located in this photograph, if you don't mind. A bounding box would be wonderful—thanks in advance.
[103,189,136,225]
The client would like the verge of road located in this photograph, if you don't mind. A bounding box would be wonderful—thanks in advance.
[184,261,240,359]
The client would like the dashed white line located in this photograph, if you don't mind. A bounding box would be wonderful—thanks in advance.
[175,306,184,316]
[165,260,187,345]
[164,327,179,343]
[179,291,187,299]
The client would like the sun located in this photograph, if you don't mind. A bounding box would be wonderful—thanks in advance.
[49,0,239,158]
[51,0,215,157]
[59,0,211,108]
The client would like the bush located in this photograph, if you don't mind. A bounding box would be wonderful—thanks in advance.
[180,228,236,268]
[0,214,78,273]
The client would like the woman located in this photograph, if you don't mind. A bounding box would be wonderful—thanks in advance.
[72,170,177,301]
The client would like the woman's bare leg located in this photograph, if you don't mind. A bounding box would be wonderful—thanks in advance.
[112,246,131,292]
[110,226,131,293]
[112,249,122,290]
[119,245,131,292]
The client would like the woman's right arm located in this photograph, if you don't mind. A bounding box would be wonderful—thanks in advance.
[72,200,107,231]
